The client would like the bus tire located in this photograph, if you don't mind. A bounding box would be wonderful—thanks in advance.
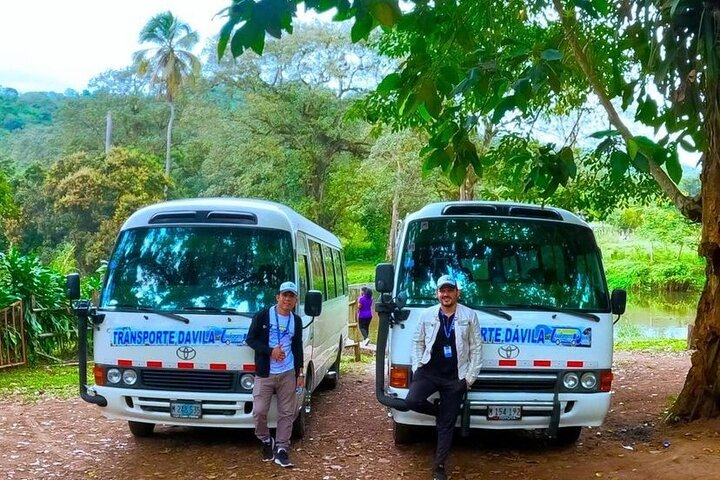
[323,340,343,390]
[128,421,155,437]
[393,421,416,445]
[292,399,308,439]
[554,426,582,445]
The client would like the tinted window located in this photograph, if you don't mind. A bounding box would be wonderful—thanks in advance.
[397,218,609,311]
[309,240,326,298]
[323,244,337,299]
[101,226,294,314]
[297,254,309,303]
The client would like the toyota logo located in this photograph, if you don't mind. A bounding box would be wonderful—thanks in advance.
[498,344,520,359]
[176,346,197,360]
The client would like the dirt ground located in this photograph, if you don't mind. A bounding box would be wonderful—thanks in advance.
[1,350,719,480]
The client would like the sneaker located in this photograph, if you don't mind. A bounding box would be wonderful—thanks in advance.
[260,437,275,462]
[274,447,294,468]
[432,464,447,480]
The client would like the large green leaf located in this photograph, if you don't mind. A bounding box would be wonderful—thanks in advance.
[665,148,683,183]
[609,150,630,181]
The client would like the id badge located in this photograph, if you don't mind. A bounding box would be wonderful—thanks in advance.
[444,345,452,358]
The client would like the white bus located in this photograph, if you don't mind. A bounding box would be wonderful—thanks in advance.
[67,198,348,438]
[374,201,626,445]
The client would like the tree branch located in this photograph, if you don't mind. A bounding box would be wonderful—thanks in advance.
[552,0,702,222]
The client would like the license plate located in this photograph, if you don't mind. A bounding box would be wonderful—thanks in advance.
[487,406,522,421]
[170,401,202,419]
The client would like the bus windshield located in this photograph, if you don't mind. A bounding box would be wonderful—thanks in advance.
[100,226,294,314]
[397,218,609,312]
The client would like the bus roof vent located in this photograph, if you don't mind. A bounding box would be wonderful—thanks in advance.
[442,204,498,216]
[508,206,562,221]
[206,211,258,224]
[149,211,200,224]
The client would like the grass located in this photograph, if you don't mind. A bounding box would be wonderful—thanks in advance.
[614,338,688,352]
[0,363,79,400]
[346,260,376,285]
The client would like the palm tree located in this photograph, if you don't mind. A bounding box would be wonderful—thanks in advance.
[133,11,200,183]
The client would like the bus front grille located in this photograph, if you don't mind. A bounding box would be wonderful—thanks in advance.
[140,368,235,392]
[470,371,558,393]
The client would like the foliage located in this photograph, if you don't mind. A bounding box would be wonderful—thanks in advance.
[0,246,75,360]
[7,147,168,271]
[0,88,62,132]
[599,208,704,293]
[133,12,200,103]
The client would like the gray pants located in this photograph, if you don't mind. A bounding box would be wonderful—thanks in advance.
[252,369,298,449]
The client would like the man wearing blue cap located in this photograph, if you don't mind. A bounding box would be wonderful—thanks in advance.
[406,275,483,480]
[246,281,305,468]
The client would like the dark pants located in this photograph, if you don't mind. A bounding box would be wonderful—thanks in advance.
[358,317,372,340]
[405,368,466,468]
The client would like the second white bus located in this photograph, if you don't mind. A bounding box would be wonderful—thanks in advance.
[374,201,626,445]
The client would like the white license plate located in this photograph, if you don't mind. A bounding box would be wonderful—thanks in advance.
[487,406,522,421]
[170,401,202,419]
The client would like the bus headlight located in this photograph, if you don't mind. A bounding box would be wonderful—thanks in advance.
[240,373,255,390]
[122,369,138,385]
[107,368,122,384]
[581,372,598,390]
[562,372,579,390]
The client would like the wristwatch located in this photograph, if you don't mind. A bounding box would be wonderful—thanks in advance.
[298,373,304,377]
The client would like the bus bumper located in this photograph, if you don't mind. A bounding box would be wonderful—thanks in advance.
[389,390,612,430]
[92,386,286,428]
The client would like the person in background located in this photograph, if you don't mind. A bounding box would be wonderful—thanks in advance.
[405,275,482,480]
[245,281,305,468]
[357,286,374,346]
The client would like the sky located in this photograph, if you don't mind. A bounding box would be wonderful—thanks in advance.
[0,1,230,93]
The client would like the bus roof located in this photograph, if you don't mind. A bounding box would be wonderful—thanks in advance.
[404,201,589,227]
[120,198,342,248]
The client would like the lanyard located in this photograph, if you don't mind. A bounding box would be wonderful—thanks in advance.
[438,309,455,340]
[273,306,292,345]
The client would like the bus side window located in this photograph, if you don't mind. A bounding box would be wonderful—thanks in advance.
[322,244,337,299]
[339,250,348,295]
[309,240,327,299]
[297,254,309,304]
[332,249,344,296]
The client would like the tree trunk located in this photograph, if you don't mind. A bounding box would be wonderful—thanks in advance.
[459,165,476,200]
[166,102,175,177]
[105,111,112,155]
[670,84,720,421]
[386,157,402,261]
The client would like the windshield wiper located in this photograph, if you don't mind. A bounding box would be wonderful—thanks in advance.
[505,304,600,322]
[181,306,254,318]
[472,306,513,321]
[107,304,190,324]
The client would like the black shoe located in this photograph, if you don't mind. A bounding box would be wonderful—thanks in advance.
[274,447,294,468]
[260,437,275,462]
[432,465,447,480]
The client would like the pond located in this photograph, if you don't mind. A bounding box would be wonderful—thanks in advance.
[616,290,698,340]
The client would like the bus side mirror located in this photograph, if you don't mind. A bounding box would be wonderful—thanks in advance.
[611,289,626,315]
[304,290,323,317]
[375,263,395,294]
[66,273,81,300]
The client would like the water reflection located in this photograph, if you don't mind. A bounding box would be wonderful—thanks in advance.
[617,291,698,340]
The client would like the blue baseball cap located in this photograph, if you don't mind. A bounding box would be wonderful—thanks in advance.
[436,275,457,289]
[278,281,298,295]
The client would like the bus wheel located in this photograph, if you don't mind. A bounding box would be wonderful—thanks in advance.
[554,426,582,445]
[292,395,309,439]
[323,340,342,390]
[393,421,416,445]
[128,421,155,437]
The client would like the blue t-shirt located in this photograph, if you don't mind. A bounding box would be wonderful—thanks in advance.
[269,306,295,375]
